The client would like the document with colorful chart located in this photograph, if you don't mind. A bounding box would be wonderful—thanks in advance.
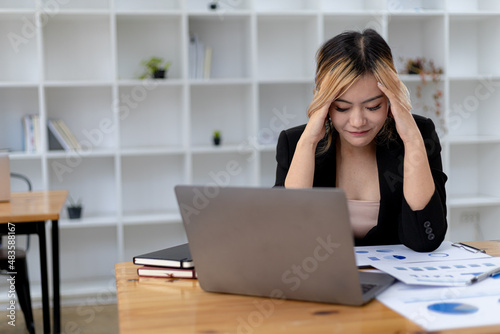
[371,257,500,286]
[355,241,491,268]
[376,275,500,330]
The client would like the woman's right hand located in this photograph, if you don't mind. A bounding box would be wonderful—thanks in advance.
[300,101,332,147]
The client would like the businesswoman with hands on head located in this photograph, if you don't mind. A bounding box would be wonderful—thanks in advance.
[274,29,447,252]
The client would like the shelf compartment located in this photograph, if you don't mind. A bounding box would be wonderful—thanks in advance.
[323,14,385,40]
[388,15,445,76]
[190,84,252,147]
[0,0,35,9]
[187,0,251,12]
[59,215,118,228]
[121,154,185,215]
[123,223,187,263]
[188,15,251,79]
[0,87,39,152]
[192,151,255,186]
[447,80,500,137]
[122,211,181,225]
[120,146,185,157]
[45,86,115,151]
[10,158,43,192]
[259,150,276,187]
[446,135,500,145]
[0,14,40,82]
[115,0,182,12]
[59,227,118,281]
[386,0,445,13]
[321,0,385,13]
[448,206,500,242]
[255,0,317,12]
[116,15,182,81]
[449,16,500,77]
[257,15,318,81]
[448,194,500,208]
[40,0,109,10]
[118,85,183,149]
[448,143,500,199]
[48,156,117,218]
[258,82,311,145]
[447,0,500,13]
[43,14,112,81]
[404,80,446,137]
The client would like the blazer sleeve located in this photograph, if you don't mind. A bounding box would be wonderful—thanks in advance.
[398,117,448,252]
[274,129,295,187]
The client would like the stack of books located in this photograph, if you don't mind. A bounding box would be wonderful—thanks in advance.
[189,33,212,80]
[47,119,81,151]
[22,114,41,153]
[133,243,197,279]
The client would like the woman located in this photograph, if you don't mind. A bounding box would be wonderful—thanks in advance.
[274,29,447,252]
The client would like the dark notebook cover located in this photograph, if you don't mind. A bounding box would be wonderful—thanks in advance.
[133,243,194,269]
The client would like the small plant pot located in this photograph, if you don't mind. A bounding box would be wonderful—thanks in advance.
[153,69,166,79]
[208,1,218,10]
[67,206,82,220]
[213,137,221,146]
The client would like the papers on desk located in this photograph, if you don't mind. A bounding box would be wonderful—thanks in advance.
[364,241,500,330]
[377,276,500,331]
[372,257,500,286]
[355,241,491,268]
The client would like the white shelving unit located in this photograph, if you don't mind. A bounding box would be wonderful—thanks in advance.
[1,0,500,301]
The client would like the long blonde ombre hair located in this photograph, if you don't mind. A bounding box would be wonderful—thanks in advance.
[309,29,412,154]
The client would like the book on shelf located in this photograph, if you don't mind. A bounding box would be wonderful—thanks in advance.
[137,266,197,279]
[133,243,194,269]
[47,119,81,151]
[189,33,213,79]
[22,114,41,153]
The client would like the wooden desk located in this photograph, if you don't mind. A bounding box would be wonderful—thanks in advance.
[1,190,68,334]
[115,240,500,334]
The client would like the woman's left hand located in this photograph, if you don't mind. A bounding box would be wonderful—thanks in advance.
[377,78,422,144]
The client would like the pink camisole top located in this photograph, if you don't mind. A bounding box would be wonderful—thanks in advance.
[346,200,380,239]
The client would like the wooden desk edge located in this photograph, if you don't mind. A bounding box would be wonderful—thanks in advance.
[0,190,68,223]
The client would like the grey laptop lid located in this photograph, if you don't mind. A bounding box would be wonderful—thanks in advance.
[0,154,10,202]
[174,185,394,306]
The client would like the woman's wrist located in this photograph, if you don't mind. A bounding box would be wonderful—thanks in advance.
[297,135,319,151]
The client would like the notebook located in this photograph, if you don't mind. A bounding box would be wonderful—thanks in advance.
[0,153,10,202]
[133,243,194,268]
[174,185,395,306]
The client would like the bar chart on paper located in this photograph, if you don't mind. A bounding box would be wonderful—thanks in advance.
[372,257,500,286]
[355,241,491,267]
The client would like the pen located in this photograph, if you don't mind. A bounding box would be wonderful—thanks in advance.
[470,267,500,284]
[451,242,486,254]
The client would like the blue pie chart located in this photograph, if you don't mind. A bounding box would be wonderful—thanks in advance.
[427,302,478,315]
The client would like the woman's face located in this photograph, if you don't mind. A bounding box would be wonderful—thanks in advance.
[329,74,389,149]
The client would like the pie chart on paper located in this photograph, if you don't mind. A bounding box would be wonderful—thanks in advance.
[427,302,479,315]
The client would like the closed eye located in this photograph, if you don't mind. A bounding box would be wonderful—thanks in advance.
[335,107,349,112]
[367,104,381,111]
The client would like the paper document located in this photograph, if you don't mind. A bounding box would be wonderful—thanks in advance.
[376,276,500,331]
[371,257,500,286]
[355,241,490,267]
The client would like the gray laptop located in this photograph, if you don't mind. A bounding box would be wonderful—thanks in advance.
[0,153,10,202]
[174,185,395,306]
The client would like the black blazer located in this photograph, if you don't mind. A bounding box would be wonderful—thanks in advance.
[274,114,447,252]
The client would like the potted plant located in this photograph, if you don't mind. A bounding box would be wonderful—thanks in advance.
[208,0,219,10]
[67,195,83,220]
[139,57,172,79]
[400,57,446,134]
[213,130,221,146]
